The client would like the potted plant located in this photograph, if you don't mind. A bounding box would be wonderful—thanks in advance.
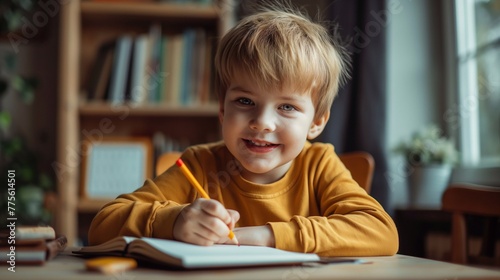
[394,124,459,208]
[0,0,54,225]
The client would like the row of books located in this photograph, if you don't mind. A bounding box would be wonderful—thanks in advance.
[0,226,67,265]
[86,25,216,106]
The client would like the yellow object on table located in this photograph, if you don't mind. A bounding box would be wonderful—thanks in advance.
[85,257,137,274]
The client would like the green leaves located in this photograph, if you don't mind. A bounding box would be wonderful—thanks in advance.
[0,136,53,190]
[0,0,50,225]
[0,111,11,133]
[4,51,16,71]
[0,0,37,33]
[0,75,37,132]
[0,36,48,190]
[12,75,38,103]
[0,8,19,34]
[1,136,23,160]
[394,124,460,166]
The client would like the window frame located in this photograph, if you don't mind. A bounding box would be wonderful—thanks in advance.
[453,0,500,166]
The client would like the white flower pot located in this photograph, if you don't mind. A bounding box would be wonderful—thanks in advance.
[408,165,452,208]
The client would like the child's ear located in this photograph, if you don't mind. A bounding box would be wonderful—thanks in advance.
[307,112,330,140]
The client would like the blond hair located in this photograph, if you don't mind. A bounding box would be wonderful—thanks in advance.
[214,8,349,119]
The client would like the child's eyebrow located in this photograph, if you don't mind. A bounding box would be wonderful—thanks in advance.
[228,85,253,93]
[280,95,305,101]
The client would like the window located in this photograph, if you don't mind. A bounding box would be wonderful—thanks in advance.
[454,0,500,166]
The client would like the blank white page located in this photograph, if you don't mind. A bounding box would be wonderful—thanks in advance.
[139,237,320,269]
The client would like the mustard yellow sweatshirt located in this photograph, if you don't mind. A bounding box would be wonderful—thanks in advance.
[88,141,398,256]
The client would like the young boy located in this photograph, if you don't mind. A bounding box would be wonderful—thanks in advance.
[88,7,398,257]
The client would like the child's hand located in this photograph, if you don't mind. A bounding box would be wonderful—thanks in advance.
[173,198,240,246]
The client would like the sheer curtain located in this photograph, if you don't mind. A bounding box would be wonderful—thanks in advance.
[317,0,390,210]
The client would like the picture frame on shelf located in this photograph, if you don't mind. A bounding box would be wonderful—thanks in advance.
[80,137,153,199]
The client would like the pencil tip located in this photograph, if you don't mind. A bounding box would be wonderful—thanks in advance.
[231,235,240,246]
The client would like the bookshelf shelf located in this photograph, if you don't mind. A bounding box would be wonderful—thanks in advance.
[81,2,219,22]
[57,0,234,245]
[79,103,219,117]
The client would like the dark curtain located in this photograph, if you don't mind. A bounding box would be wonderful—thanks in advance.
[317,0,390,210]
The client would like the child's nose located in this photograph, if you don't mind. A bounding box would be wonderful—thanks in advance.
[249,107,276,132]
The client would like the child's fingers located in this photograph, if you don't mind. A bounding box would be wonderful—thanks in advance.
[198,199,233,225]
[175,199,235,244]
[191,225,224,245]
[197,199,240,240]
[198,215,232,238]
[227,209,240,229]
[174,209,224,245]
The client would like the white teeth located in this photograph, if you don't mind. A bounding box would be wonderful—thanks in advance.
[250,140,271,147]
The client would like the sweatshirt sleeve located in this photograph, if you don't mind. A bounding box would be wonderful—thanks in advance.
[87,157,199,245]
[268,145,399,257]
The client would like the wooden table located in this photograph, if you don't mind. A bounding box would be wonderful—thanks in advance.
[2,248,500,280]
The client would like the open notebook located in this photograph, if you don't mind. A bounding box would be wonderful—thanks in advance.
[74,236,320,269]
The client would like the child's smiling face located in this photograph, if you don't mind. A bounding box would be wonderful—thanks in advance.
[219,72,327,184]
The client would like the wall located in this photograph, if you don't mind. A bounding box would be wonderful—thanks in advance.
[386,0,447,209]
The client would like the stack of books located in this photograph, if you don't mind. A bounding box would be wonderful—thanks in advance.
[0,226,67,265]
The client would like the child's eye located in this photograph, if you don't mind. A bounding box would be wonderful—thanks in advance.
[280,104,297,111]
[237,98,254,106]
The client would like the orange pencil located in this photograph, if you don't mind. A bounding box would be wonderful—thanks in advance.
[176,158,240,246]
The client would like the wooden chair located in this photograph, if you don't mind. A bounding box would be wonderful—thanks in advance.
[338,151,375,193]
[441,183,500,266]
[155,151,375,193]
[155,151,183,176]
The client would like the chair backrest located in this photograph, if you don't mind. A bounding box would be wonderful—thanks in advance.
[155,151,183,176]
[441,183,500,266]
[155,151,375,193]
[338,151,375,193]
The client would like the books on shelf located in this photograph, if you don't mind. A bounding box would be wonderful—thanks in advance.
[0,226,67,265]
[129,34,150,104]
[86,25,215,107]
[91,0,214,4]
[87,40,116,102]
[180,28,196,105]
[165,33,184,105]
[108,35,133,105]
[74,236,320,269]
[146,23,162,104]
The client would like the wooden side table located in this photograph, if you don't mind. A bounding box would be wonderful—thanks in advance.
[394,208,451,258]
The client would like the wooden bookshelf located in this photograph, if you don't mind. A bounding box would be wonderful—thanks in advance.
[57,0,234,245]
[79,102,219,117]
[81,1,220,20]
